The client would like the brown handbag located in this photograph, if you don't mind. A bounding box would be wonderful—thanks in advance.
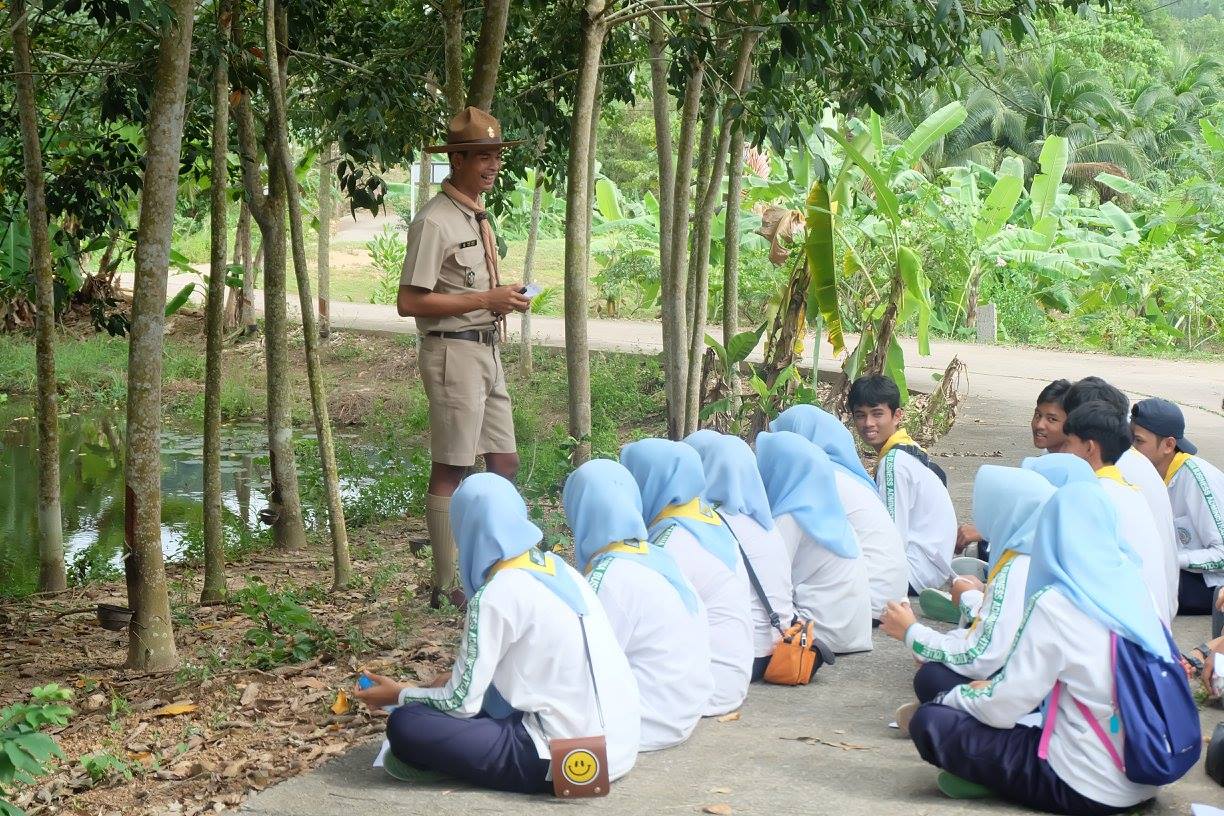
[719,511,835,686]
[550,616,611,798]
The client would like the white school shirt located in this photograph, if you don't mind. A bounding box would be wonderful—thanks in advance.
[653,523,753,715]
[774,514,873,654]
[397,566,641,781]
[905,554,1031,680]
[1167,455,1224,588]
[586,556,713,751]
[875,448,956,592]
[720,511,795,658]
[833,470,909,616]
[1118,448,1180,609]
[944,587,1158,809]
[1098,476,1174,624]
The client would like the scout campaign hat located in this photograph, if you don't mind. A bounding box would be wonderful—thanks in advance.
[424,106,526,153]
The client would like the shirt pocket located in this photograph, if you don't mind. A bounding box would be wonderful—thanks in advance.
[453,245,485,283]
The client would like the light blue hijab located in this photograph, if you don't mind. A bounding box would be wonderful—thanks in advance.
[770,404,876,491]
[562,459,698,613]
[1022,453,1096,487]
[755,431,860,558]
[1025,482,1171,660]
[451,473,586,614]
[972,465,1055,574]
[620,438,739,572]
[683,430,775,531]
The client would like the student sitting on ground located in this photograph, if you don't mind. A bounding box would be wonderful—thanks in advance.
[770,405,909,618]
[881,466,1055,719]
[1131,397,1224,616]
[908,482,1171,813]
[756,431,873,654]
[957,379,1072,558]
[684,430,795,681]
[353,473,640,792]
[621,438,753,715]
[1063,401,1175,623]
[1023,452,1099,488]
[1063,376,1179,610]
[563,459,713,751]
[848,375,956,600]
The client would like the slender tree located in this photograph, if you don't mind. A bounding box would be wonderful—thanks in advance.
[520,162,544,376]
[201,0,235,604]
[262,0,351,586]
[467,0,511,111]
[317,142,334,339]
[11,0,66,594]
[123,0,197,670]
[723,119,745,413]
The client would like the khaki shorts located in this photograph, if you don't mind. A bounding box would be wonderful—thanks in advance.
[418,335,516,466]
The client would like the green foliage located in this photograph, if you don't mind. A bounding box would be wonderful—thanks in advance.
[78,751,135,784]
[0,685,73,815]
[231,580,340,669]
[367,225,407,306]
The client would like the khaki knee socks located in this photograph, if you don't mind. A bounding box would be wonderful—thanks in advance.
[425,493,458,593]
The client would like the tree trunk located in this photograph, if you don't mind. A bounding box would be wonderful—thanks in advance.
[663,55,703,439]
[201,0,233,605]
[467,0,510,111]
[683,98,716,435]
[238,202,257,335]
[562,1,607,465]
[317,142,334,339]
[443,0,465,114]
[123,0,196,671]
[236,96,308,552]
[648,15,680,438]
[723,120,745,414]
[415,152,432,218]
[687,101,715,342]
[263,0,351,586]
[683,23,759,434]
[12,0,66,594]
[520,162,544,377]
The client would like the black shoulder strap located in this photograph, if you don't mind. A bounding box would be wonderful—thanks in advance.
[715,510,785,636]
[894,443,948,487]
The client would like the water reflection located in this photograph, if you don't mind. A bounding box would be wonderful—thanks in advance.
[0,400,273,596]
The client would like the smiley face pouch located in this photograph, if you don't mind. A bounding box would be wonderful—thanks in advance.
[550,735,610,797]
[549,616,611,798]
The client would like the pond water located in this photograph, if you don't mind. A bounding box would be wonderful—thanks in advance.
[0,399,335,597]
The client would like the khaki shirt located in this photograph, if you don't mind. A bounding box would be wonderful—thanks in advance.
[399,191,496,332]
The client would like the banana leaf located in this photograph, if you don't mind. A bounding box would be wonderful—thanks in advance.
[823,128,899,229]
[897,101,967,168]
[973,175,1022,241]
[804,180,843,354]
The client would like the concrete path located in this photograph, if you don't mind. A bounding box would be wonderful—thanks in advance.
[127,274,1224,813]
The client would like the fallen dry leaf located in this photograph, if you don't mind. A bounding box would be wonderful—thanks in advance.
[150,702,197,718]
[702,805,732,815]
[716,711,740,723]
[330,689,350,715]
[239,683,261,707]
[710,787,732,794]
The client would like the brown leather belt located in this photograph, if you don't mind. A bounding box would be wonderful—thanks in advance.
[426,328,497,345]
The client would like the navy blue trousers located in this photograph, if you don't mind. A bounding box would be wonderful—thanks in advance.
[1179,570,1217,615]
[913,662,974,704]
[386,703,551,794]
[910,704,1138,815]
[751,655,771,682]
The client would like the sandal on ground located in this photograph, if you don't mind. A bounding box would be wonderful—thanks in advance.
[919,588,960,624]
[937,771,994,799]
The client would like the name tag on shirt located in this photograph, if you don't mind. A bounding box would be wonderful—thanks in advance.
[458,239,478,249]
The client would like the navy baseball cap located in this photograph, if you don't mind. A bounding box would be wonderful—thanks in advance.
[1130,398,1197,455]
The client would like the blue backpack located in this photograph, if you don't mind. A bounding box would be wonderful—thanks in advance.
[1039,629,1200,786]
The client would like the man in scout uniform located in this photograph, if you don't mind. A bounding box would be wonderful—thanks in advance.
[397,106,531,608]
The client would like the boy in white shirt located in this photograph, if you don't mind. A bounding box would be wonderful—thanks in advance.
[1130,397,1224,616]
[849,375,956,606]
[1062,401,1176,623]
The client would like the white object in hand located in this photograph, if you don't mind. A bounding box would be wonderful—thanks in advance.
[522,283,543,299]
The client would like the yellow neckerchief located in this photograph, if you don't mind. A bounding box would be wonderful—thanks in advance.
[1163,452,1193,486]
[650,498,721,528]
[967,550,1019,632]
[584,540,649,574]
[487,548,555,580]
[878,428,921,461]
[1095,465,1137,490]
